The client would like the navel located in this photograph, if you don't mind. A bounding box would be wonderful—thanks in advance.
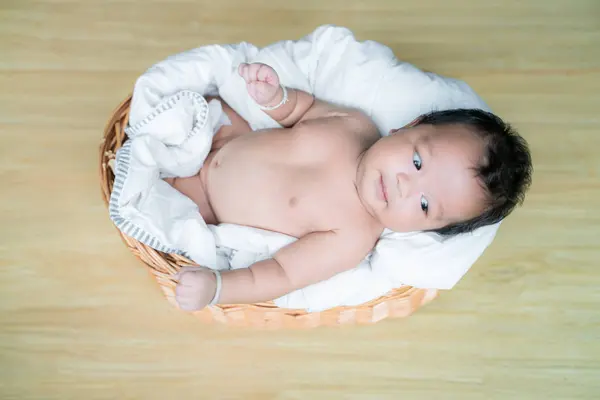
[288,196,298,208]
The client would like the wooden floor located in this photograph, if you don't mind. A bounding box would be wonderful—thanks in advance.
[1,0,599,398]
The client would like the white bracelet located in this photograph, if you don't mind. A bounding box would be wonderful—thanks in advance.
[258,85,288,111]
[209,269,222,306]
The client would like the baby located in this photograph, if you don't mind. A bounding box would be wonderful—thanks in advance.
[169,62,532,311]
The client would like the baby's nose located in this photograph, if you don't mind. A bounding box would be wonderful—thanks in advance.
[396,172,412,199]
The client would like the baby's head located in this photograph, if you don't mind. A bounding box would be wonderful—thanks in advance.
[356,109,532,236]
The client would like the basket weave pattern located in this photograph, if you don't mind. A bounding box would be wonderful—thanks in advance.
[99,96,439,328]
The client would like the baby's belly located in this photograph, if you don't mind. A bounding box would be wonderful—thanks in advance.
[205,133,324,237]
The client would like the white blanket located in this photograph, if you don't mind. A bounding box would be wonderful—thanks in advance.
[110,25,500,312]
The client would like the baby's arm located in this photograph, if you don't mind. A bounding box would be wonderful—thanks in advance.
[175,228,377,309]
[221,229,377,304]
[238,63,361,128]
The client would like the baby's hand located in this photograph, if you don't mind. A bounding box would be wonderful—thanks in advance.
[174,267,217,311]
[238,62,282,107]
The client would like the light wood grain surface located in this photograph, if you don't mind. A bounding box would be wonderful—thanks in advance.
[1,0,599,399]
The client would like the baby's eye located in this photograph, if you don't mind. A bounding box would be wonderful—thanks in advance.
[420,195,429,215]
[413,151,422,170]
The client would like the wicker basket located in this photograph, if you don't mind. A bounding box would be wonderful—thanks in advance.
[99,95,439,329]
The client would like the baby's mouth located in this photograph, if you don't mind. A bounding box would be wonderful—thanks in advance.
[380,174,388,203]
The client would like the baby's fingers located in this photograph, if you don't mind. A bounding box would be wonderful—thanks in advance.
[248,81,276,102]
[255,64,279,86]
[255,64,271,83]
[175,283,195,297]
[177,298,201,311]
[175,286,202,309]
[238,63,278,85]
[173,266,205,281]
[238,63,261,83]
[238,63,251,83]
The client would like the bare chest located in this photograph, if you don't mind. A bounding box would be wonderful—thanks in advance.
[205,128,368,237]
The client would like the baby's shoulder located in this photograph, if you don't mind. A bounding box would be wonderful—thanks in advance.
[331,109,380,147]
[293,112,377,153]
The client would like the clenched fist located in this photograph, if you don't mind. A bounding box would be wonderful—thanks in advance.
[174,267,217,311]
[238,62,283,107]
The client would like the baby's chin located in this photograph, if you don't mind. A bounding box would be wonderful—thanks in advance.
[371,207,398,233]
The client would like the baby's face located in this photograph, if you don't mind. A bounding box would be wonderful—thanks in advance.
[356,123,487,233]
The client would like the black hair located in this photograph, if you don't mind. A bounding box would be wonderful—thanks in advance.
[414,108,533,237]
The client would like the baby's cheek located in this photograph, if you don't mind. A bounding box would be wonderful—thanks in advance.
[386,204,415,232]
